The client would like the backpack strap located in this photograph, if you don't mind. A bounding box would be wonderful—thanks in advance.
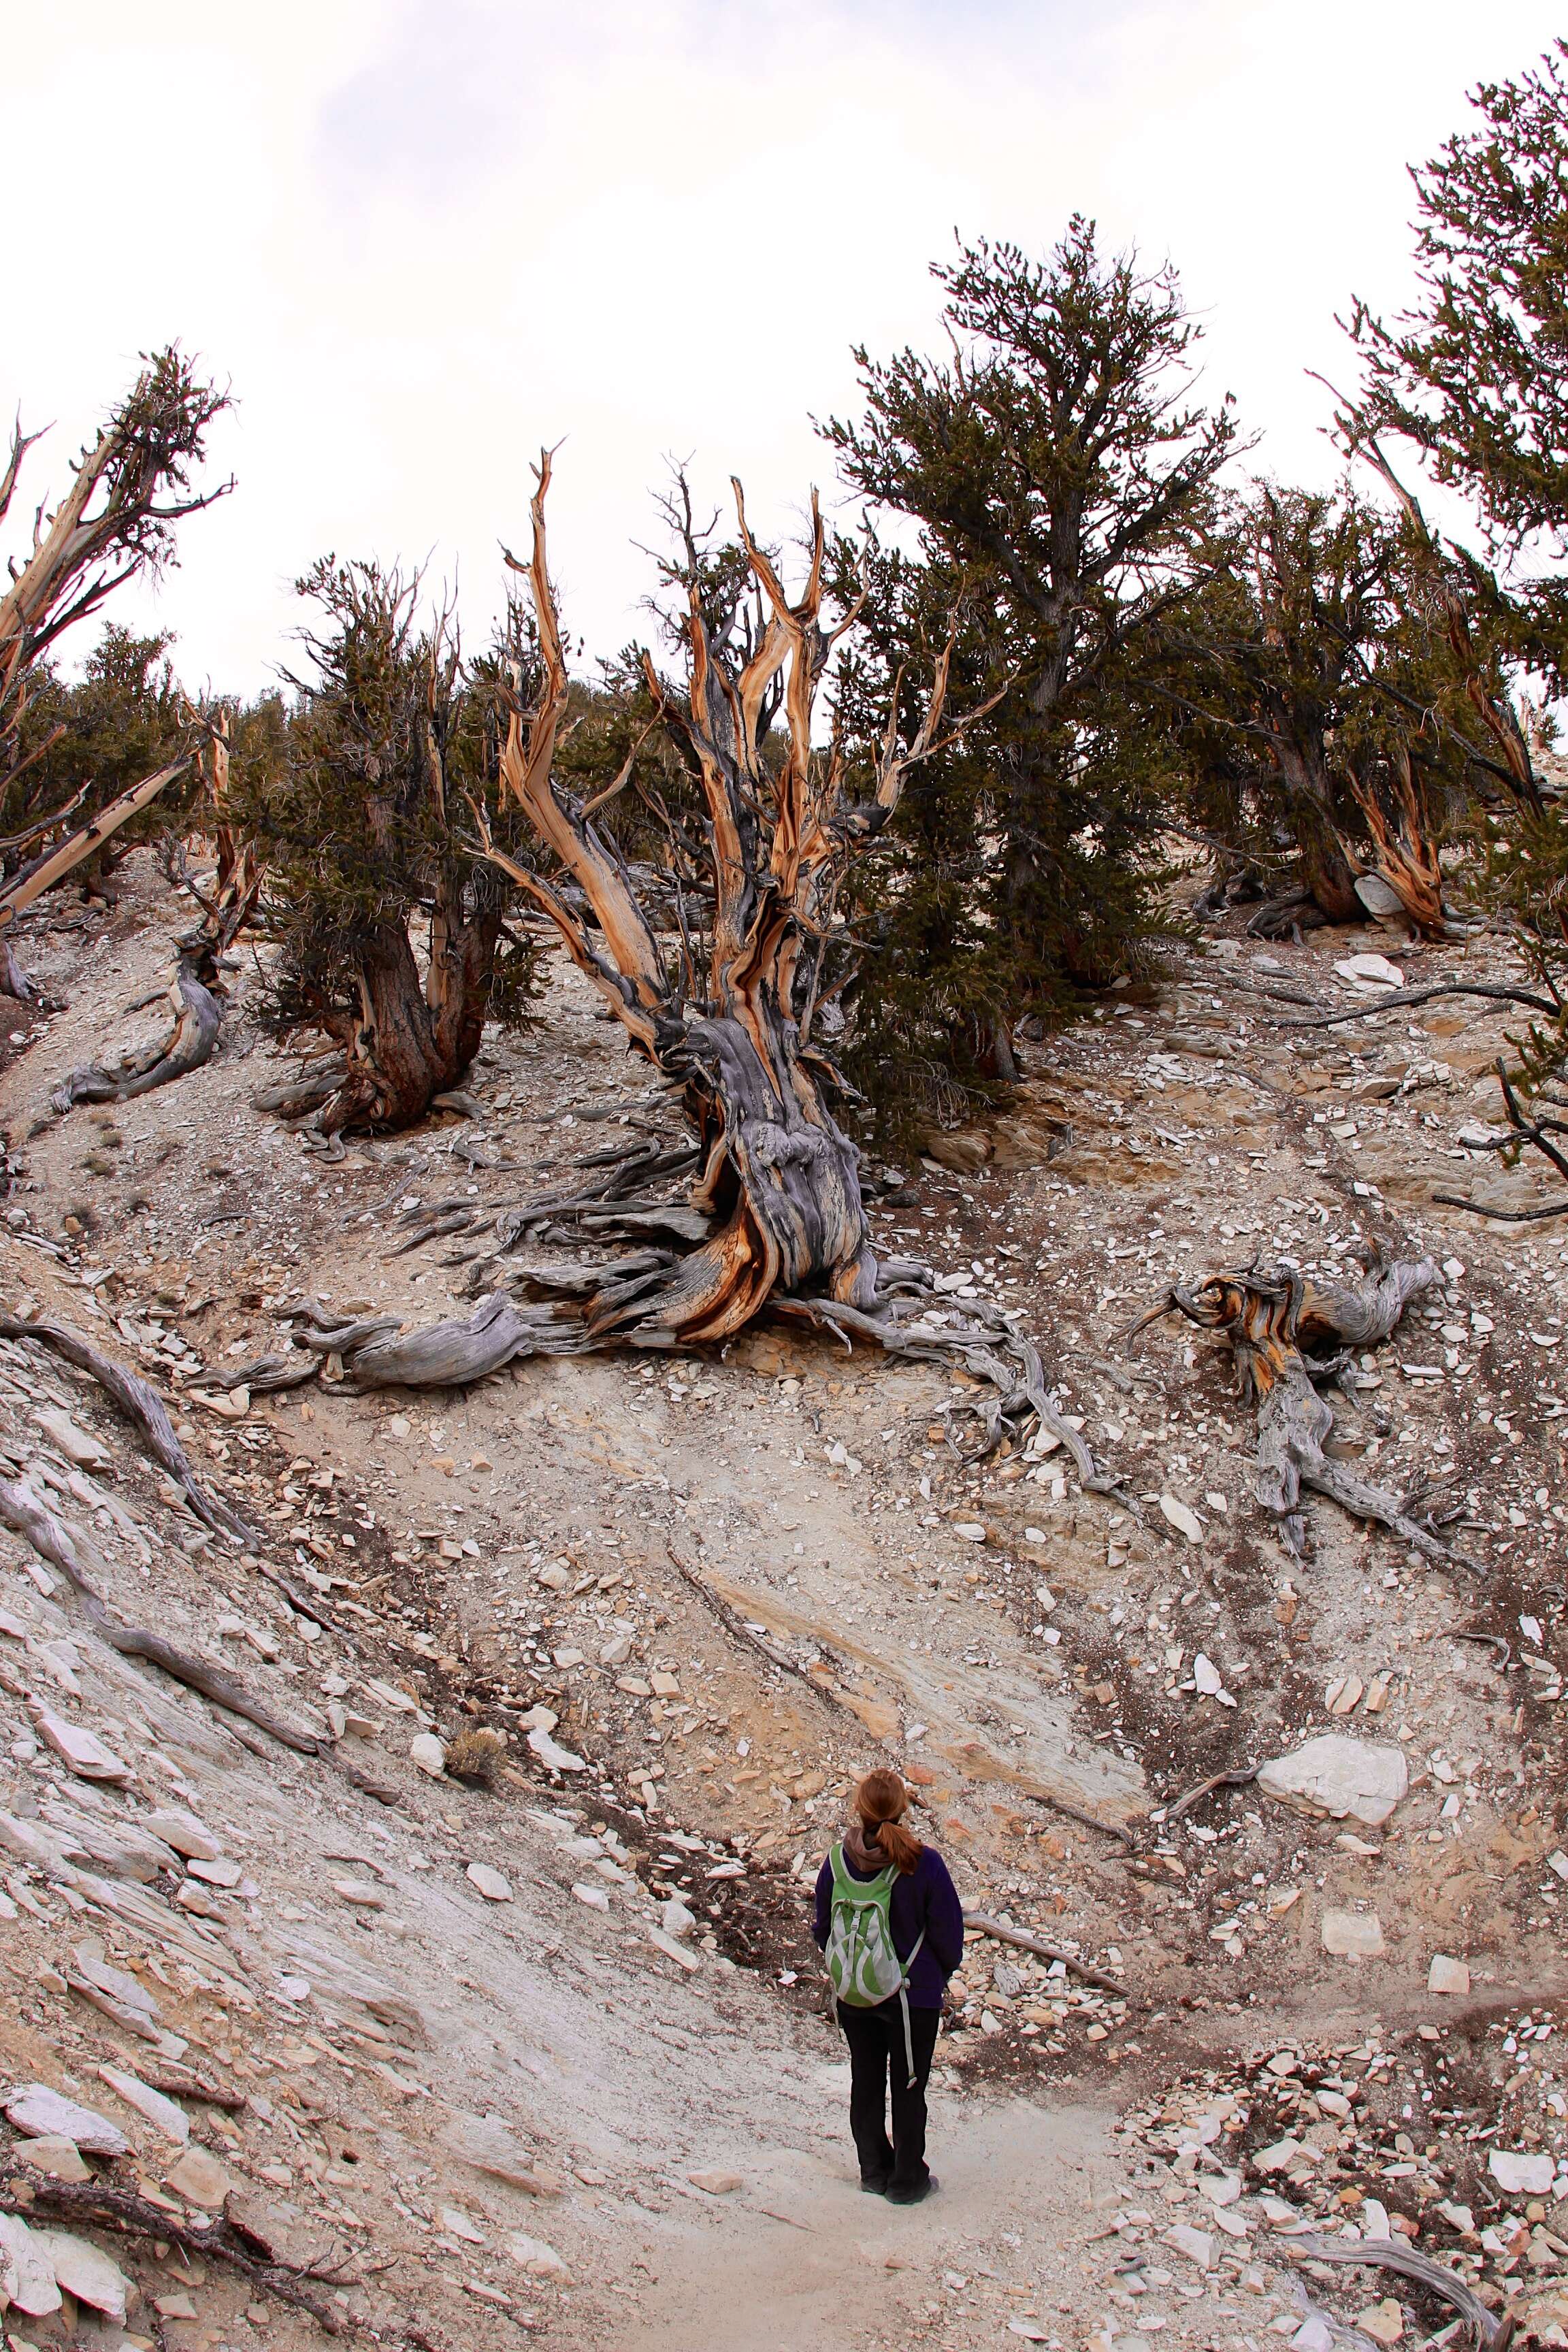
[830,1846,897,1903]
[896,1929,927,2087]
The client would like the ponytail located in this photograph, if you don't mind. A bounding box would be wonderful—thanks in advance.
[854,1767,924,1876]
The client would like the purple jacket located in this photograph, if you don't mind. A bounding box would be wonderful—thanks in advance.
[813,1842,964,2010]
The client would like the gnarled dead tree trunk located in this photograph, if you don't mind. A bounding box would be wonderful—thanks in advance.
[1129,1253,1465,1561]
[290,457,1105,1483]
[478,458,894,1345]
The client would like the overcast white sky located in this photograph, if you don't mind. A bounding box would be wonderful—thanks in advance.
[5,0,1564,693]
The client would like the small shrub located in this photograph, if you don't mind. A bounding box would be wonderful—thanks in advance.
[443,1726,506,1786]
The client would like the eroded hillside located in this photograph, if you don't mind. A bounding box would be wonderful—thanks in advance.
[0,858,1563,2352]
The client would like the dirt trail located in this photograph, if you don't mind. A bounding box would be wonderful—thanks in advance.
[627,2099,1116,2352]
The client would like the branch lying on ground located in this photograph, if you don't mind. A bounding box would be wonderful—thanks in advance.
[1431,1191,1568,1222]
[287,1272,1128,1507]
[1433,1055,1568,1222]
[668,1545,1136,1848]
[0,2162,357,2339]
[1283,978,1561,1027]
[666,1545,834,1693]
[1160,1764,1261,1823]
[0,1312,258,1541]
[962,1911,1128,1995]
[0,1475,320,1753]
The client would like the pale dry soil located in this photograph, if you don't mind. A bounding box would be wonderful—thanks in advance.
[0,861,1561,2352]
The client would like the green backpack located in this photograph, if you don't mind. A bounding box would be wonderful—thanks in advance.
[823,1844,926,2086]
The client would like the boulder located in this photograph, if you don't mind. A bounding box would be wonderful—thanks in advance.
[440,2109,559,2197]
[16,2135,91,2183]
[1491,2150,1556,2198]
[505,2232,572,2282]
[1321,1908,1384,1959]
[33,1408,112,1471]
[1353,875,1407,924]
[1256,1735,1408,1827]
[98,2063,189,2145]
[167,2145,232,2208]
[29,1705,130,1783]
[140,1807,222,1861]
[466,1863,512,1902]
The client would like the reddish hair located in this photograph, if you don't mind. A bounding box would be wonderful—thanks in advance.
[855,1768,923,1876]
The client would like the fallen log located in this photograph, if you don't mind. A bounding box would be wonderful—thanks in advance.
[962,1910,1128,1997]
[0,758,189,934]
[51,953,223,1111]
[1271,2235,1509,2352]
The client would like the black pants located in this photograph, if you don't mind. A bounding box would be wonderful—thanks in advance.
[836,1998,941,2189]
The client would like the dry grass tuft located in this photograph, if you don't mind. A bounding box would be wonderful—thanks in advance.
[443,1726,507,1786]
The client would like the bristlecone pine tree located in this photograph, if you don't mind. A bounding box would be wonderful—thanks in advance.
[294,457,1113,1492]
[483,455,951,1348]
[250,559,536,1135]
[0,348,228,990]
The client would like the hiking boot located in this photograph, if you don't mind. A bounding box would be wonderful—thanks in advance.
[885,2174,937,2206]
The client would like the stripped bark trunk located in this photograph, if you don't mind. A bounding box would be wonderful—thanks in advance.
[270,457,1105,1490]
[0,756,188,934]
[1344,744,1448,938]
[306,896,505,1134]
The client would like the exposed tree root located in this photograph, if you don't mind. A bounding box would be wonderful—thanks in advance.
[0,1475,320,1752]
[0,2161,357,2339]
[0,1313,257,1541]
[1127,1254,1467,1561]
[1273,2235,1509,2352]
[285,1273,1122,1498]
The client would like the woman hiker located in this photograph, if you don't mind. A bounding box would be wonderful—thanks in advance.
[812,1767,964,2205]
